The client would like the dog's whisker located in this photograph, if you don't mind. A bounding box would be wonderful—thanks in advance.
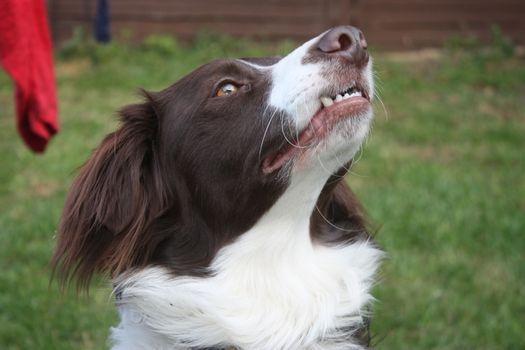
[260,95,272,127]
[316,152,338,176]
[345,145,370,178]
[374,91,389,121]
[280,112,309,149]
[334,152,352,174]
[351,144,364,166]
[315,205,363,233]
[258,108,280,161]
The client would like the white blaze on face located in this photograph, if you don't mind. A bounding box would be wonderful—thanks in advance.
[268,34,326,131]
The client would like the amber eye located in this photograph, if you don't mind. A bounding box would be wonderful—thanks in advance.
[216,82,239,97]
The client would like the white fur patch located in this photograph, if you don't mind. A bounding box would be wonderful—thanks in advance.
[268,35,326,131]
[113,242,381,350]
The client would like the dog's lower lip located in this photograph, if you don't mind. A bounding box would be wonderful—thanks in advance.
[262,96,370,174]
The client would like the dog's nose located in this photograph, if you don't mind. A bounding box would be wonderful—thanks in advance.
[317,26,369,66]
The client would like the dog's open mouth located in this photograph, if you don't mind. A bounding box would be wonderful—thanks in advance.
[262,83,370,174]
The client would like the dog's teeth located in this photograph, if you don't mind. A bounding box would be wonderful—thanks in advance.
[323,88,363,106]
[320,96,334,107]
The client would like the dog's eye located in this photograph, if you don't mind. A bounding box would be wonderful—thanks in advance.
[216,83,239,97]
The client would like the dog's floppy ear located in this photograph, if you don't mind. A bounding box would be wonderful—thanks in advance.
[52,93,169,289]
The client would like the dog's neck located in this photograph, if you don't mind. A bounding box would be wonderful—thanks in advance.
[110,165,383,350]
[111,172,381,350]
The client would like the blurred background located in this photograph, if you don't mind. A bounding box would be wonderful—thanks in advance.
[0,0,524,349]
[50,0,524,50]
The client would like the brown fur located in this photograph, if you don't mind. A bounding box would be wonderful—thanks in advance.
[52,98,169,288]
[52,59,370,291]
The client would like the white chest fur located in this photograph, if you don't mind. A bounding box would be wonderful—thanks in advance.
[111,174,382,350]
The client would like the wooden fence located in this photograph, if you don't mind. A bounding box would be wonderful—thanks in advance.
[48,0,525,50]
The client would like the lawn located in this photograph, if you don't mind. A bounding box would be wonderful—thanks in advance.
[0,34,524,350]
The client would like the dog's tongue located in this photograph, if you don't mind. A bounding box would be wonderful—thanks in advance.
[261,124,318,174]
[262,97,369,174]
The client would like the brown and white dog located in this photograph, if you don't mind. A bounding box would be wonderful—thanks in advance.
[53,26,382,350]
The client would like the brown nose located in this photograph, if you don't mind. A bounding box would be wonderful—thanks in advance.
[317,26,369,67]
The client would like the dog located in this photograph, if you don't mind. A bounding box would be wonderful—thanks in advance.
[53,26,382,350]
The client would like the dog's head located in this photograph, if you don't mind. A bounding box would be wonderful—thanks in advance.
[53,26,374,287]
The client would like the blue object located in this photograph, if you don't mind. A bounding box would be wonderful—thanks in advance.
[94,0,111,43]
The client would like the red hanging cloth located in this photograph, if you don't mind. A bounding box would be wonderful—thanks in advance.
[0,0,59,153]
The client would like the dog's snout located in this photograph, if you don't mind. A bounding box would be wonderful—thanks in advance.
[317,26,369,66]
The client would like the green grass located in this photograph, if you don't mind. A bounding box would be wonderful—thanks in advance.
[0,35,524,349]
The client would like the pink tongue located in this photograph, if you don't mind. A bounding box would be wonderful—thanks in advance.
[261,146,293,174]
[261,118,319,174]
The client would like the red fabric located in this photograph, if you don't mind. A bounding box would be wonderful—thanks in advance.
[0,0,59,153]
